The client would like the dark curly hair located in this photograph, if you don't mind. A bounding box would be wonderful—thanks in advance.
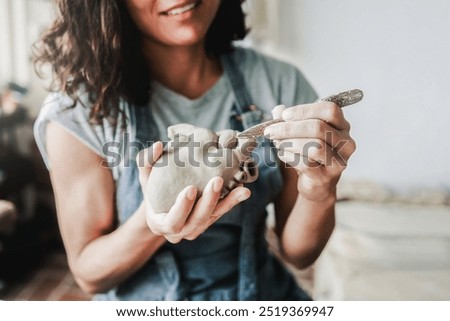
[34,0,248,127]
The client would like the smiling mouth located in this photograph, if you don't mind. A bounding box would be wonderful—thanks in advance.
[162,1,201,16]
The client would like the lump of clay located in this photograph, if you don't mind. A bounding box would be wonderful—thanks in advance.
[146,124,259,213]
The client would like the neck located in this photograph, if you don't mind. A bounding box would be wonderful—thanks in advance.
[143,40,222,99]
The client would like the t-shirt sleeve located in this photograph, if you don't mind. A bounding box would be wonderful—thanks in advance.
[33,92,111,170]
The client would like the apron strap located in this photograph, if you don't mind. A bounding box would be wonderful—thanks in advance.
[221,53,254,114]
[222,51,260,301]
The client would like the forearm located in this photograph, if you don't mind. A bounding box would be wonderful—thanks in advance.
[69,203,166,294]
[278,189,336,269]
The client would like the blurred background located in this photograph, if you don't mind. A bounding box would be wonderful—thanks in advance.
[0,0,449,300]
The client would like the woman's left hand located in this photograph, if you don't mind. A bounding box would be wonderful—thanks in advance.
[264,102,356,202]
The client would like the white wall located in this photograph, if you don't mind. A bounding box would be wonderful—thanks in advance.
[0,0,13,86]
[0,0,52,116]
[252,0,450,192]
[23,0,54,117]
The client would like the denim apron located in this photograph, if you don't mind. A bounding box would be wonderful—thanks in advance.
[95,52,310,301]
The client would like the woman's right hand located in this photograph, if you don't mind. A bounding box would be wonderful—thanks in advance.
[137,142,251,244]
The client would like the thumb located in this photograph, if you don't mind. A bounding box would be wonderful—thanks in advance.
[137,141,163,189]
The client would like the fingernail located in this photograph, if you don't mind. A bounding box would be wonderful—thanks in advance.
[237,192,250,202]
[213,177,223,193]
[264,127,272,138]
[282,109,293,121]
[153,141,161,151]
[186,187,196,201]
[272,104,286,119]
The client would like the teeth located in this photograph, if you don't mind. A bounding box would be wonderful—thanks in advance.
[167,3,197,16]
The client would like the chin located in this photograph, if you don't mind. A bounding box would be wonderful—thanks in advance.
[162,25,208,47]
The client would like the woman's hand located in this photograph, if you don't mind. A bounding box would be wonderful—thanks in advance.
[137,142,251,244]
[265,102,356,202]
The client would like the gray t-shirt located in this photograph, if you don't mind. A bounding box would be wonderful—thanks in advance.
[150,75,234,142]
[34,47,317,180]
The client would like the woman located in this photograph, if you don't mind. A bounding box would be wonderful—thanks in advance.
[34,0,355,300]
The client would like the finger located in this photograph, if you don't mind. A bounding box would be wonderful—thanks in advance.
[183,177,223,234]
[137,141,163,189]
[281,101,350,130]
[164,185,197,234]
[148,185,197,236]
[274,137,354,162]
[209,186,251,223]
[265,120,345,148]
[277,148,322,172]
[165,235,184,244]
[275,138,328,165]
[277,146,347,177]
[184,186,251,241]
[271,104,286,120]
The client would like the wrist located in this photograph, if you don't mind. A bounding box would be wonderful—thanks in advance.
[134,202,165,242]
[297,179,338,203]
[299,190,336,206]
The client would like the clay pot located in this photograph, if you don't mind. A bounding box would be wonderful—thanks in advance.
[146,124,259,213]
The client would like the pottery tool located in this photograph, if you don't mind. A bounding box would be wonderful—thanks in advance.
[236,89,364,139]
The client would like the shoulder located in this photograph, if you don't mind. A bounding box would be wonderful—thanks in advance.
[34,91,101,155]
[34,91,129,176]
[37,91,92,124]
[36,90,130,134]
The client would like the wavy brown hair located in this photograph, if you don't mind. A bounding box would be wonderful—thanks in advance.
[34,0,248,127]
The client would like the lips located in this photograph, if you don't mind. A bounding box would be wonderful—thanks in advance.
[161,1,201,16]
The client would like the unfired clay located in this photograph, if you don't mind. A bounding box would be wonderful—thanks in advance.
[147,124,259,213]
